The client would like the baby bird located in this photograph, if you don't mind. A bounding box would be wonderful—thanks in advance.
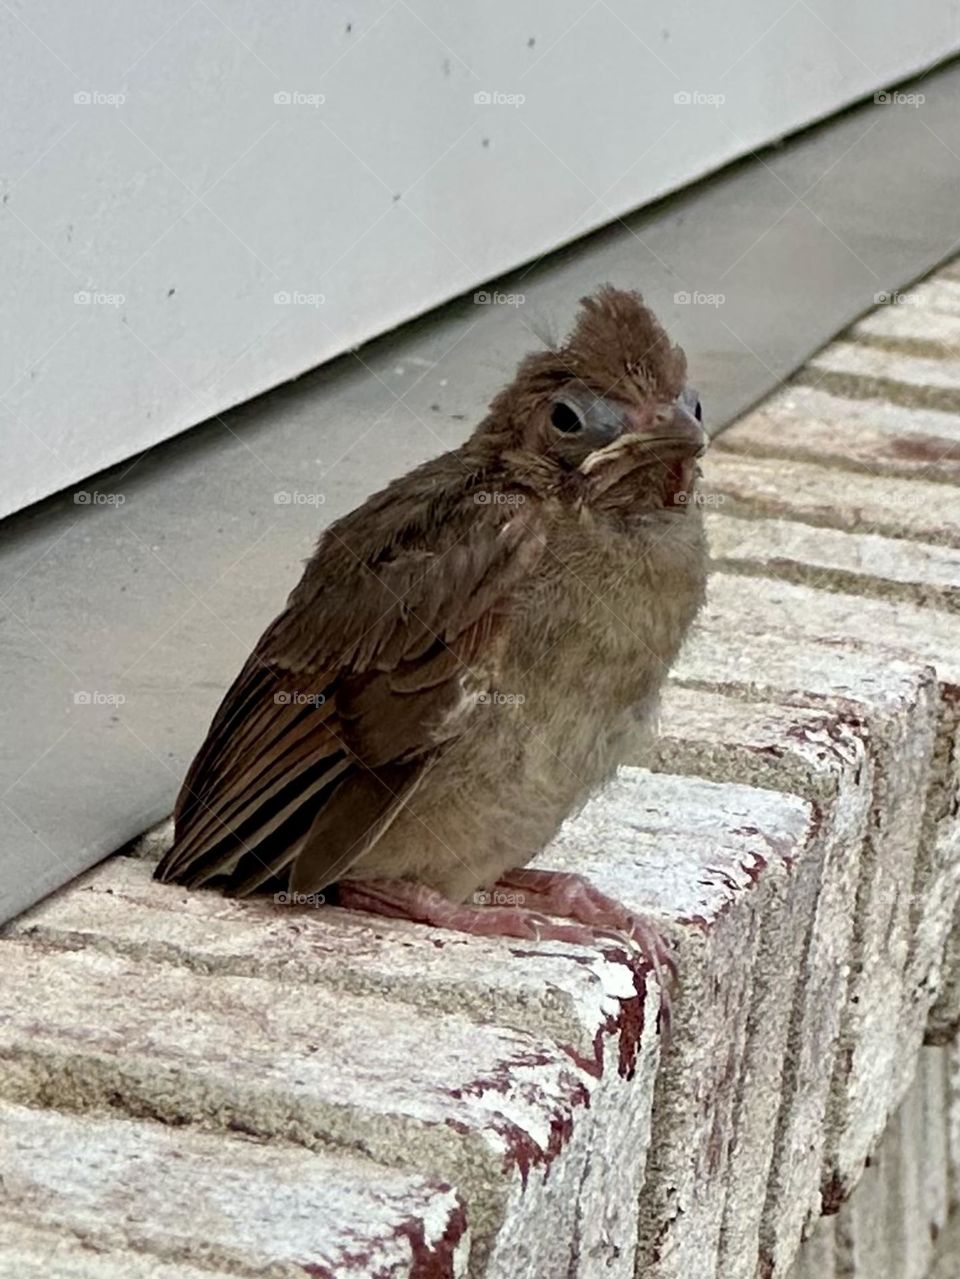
[156,287,708,960]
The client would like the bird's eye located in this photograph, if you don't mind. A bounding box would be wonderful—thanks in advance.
[550,400,584,433]
[682,387,703,423]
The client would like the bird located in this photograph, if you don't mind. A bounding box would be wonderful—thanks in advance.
[155,286,708,969]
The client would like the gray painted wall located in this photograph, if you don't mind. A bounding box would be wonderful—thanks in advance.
[3,0,959,517]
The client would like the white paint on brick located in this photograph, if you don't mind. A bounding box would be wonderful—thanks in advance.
[0,941,649,1277]
[806,340,960,408]
[701,566,960,1088]
[0,1222,237,1279]
[702,452,960,548]
[708,513,960,612]
[651,688,873,1276]
[853,304,960,357]
[5,853,648,1071]
[539,769,814,1279]
[713,383,960,482]
[677,590,947,1235]
[0,1100,470,1278]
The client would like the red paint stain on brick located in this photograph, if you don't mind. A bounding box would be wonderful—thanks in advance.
[887,433,960,464]
[507,943,652,1078]
[395,1198,468,1277]
[821,1169,847,1215]
[450,1053,591,1188]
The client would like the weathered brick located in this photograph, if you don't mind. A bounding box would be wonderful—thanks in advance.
[899,276,960,316]
[0,938,652,1278]
[4,852,663,1278]
[0,768,816,1279]
[852,303,960,359]
[712,384,960,483]
[707,514,960,1062]
[675,587,945,1224]
[708,513,960,613]
[701,567,960,1054]
[786,1216,836,1279]
[535,769,814,1279]
[833,1047,949,1279]
[801,341,960,413]
[0,1101,469,1278]
[930,1216,960,1279]
[649,688,872,1277]
[700,570,960,897]
[0,1222,236,1279]
[701,451,960,548]
[5,853,654,1074]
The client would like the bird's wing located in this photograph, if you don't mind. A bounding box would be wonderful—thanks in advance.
[154,510,543,896]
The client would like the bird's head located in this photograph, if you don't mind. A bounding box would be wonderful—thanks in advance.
[477,286,705,505]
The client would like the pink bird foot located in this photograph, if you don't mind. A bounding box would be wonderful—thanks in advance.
[335,869,676,1024]
[495,868,675,984]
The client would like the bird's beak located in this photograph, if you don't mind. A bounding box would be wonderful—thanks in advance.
[577,391,707,480]
[623,399,706,457]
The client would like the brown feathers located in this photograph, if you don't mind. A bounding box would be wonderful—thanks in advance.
[155,287,708,902]
[482,285,687,445]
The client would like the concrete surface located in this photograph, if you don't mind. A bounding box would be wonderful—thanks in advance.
[4,229,960,1279]
[8,56,960,924]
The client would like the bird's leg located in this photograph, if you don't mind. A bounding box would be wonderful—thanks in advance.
[335,877,619,947]
[493,868,676,990]
[336,871,675,996]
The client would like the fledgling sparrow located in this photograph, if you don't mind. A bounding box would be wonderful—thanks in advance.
[156,287,708,968]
